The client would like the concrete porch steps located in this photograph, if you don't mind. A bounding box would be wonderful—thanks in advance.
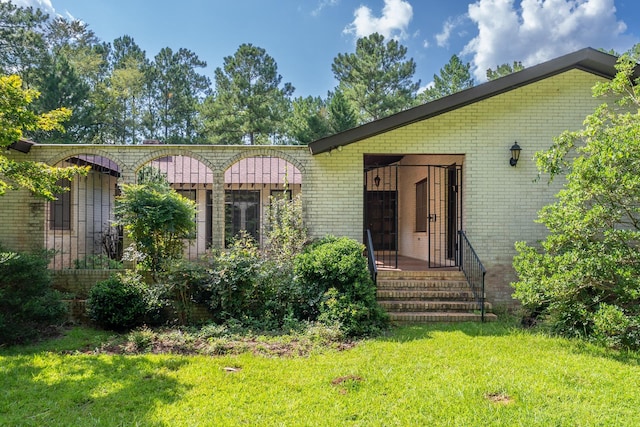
[376,270,497,323]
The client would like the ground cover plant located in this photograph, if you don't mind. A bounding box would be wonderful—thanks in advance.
[1,320,639,426]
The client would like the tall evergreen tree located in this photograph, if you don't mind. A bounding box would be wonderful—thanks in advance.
[202,43,294,145]
[286,96,331,144]
[0,2,48,87]
[144,47,210,144]
[420,54,474,103]
[100,36,148,144]
[486,61,524,81]
[331,33,419,123]
[29,17,105,143]
[328,90,357,133]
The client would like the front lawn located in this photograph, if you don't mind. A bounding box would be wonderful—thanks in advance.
[1,321,639,426]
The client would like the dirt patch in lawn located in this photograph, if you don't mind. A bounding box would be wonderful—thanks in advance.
[485,392,515,405]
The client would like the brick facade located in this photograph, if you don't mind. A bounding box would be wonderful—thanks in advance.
[0,68,607,305]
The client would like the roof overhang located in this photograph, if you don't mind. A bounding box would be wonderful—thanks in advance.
[309,48,632,155]
[8,139,35,153]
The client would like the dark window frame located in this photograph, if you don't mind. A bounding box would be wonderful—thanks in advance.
[50,178,72,230]
[415,178,428,232]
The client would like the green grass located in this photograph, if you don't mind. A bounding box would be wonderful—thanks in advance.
[2,321,639,426]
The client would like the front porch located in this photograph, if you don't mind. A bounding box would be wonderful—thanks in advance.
[375,254,460,272]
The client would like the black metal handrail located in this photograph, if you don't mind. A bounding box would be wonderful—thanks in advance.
[365,229,378,285]
[458,231,487,322]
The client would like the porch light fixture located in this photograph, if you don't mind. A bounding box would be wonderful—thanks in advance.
[510,142,522,167]
[374,174,381,188]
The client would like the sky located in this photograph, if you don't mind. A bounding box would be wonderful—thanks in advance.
[6,0,640,98]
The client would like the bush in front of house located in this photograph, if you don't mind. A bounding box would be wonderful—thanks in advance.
[293,236,388,337]
[87,272,149,331]
[204,233,273,324]
[0,249,67,345]
[512,55,640,350]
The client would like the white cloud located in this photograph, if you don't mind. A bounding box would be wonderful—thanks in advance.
[418,81,434,94]
[1,0,55,15]
[463,0,635,81]
[344,0,413,40]
[312,0,339,17]
[435,15,466,48]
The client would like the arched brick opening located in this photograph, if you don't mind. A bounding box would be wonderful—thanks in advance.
[137,154,216,260]
[45,154,123,270]
[224,156,302,247]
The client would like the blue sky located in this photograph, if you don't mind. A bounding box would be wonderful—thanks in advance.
[8,0,640,98]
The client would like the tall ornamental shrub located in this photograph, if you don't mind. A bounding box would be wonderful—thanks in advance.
[114,180,197,275]
[512,53,640,349]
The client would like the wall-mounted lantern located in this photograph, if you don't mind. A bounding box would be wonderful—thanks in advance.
[510,142,522,167]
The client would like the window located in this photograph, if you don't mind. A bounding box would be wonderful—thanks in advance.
[176,189,197,239]
[50,179,71,230]
[225,190,260,245]
[415,178,428,232]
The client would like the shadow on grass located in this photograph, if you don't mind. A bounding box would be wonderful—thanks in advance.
[0,350,190,426]
[379,317,520,343]
[560,337,640,366]
[379,319,640,366]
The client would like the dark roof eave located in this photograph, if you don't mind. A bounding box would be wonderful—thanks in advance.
[8,139,35,153]
[308,47,623,155]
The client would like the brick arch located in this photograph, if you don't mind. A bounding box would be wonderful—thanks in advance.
[221,148,306,177]
[45,148,126,173]
[133,149,217,175]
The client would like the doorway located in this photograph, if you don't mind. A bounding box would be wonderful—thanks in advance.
[364,155,463,269]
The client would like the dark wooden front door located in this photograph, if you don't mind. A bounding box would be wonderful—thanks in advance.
[365,190,397,251]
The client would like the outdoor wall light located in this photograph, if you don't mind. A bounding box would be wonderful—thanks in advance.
[374,174,381,188]
[510,142,522,167]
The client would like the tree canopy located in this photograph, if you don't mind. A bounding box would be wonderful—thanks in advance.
[332,33,419,124]
[201,44,293,145]
[420,54,474,103]
[0,74,87,199]
[486,61,524,81]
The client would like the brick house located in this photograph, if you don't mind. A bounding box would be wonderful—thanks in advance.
[0,47,626,309]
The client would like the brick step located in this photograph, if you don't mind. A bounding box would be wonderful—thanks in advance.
[376,289,476,301]
[389,312,498,323]
[378,270,466,281]
[379,300,492,312]
[377,279,469,289]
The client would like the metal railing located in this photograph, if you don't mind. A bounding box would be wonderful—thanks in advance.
[365,229,378,285]
[458,231,487,322]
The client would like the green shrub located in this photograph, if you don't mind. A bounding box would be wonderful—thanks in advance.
[512,55,640,349]
[263,192,307,264]
[592,303,640,349]
[114,181,197,275]
[158,259,212,325]
[73,254,123,270]
[0,249,67,345]
[205,233,267,322]
[87,272,147,331]
[293,236,388,336]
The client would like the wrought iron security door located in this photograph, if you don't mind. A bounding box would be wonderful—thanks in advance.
[364,163,462,269]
